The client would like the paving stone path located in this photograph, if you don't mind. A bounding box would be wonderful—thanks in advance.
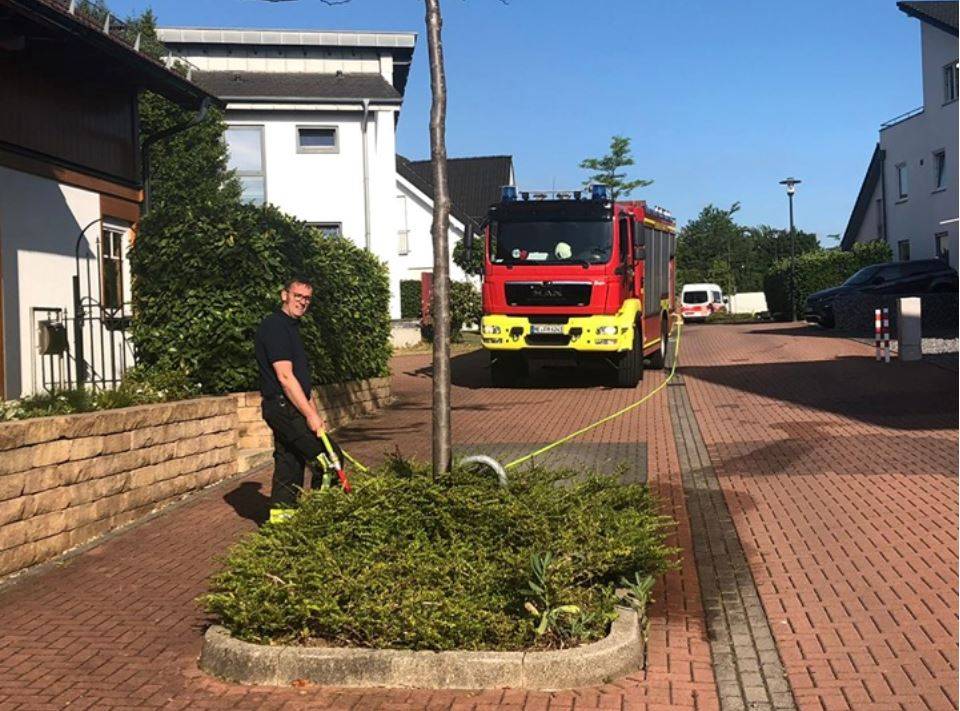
[0,322,954,710]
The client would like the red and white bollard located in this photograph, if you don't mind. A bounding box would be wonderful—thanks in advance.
[875,308,882,361]
[882,307,891,363]
[875,307,891,362]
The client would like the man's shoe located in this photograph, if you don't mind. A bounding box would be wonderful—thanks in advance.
[269,508,295,524]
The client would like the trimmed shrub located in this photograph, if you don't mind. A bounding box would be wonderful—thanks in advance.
[131,203,391,395]
[450,281,482,340]
[202,459,678,651]
[399,279,422,320]
[0,364,200,421]
[763,242,892,320]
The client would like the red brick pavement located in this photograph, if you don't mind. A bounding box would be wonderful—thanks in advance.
[680,322,959,711]
[0,348,715,710]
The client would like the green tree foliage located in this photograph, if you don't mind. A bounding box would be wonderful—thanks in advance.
[127,10,390,394]
[203,460,678,650]
[676,205,819,294]
[452,232,484,276]
[763,241,892,320]
[579,135,652,200]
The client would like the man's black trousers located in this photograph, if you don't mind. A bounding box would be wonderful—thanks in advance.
[261,396,332,507]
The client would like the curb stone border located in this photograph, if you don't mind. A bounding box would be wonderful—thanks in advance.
[200,606,641,690]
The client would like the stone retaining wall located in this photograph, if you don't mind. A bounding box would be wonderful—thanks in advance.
[0,397,237,578]
[834,292,958,336]
[236,377,392,451]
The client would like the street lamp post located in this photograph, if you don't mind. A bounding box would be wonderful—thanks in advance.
[779,177,801,321]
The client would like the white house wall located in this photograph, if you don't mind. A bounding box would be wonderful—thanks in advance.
[880,22,958,268]
[394,175,473,315]
[227,109,375,241]
[0,167,132,398]
[173,46,382,75]
[850,178,884,246]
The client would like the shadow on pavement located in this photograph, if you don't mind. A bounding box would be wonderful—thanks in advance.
[406,348,664,391]
[682,355,958,431]
[223,481,270,525]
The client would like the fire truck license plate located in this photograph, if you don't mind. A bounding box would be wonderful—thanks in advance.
[530,324,564,334]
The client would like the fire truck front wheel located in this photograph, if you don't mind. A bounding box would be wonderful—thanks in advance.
[648,316,669,370]
[490,352,527,387]
[615,324,644,388]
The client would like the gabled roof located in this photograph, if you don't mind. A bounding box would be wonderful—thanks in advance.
[897,1,959,35]
[396,155,472,228]
[192,71,401,102]
[2,0,217,107]
[841,144,885,251]
[404,155,514,224]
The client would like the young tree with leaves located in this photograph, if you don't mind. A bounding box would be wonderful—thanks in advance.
[579,135,652,200]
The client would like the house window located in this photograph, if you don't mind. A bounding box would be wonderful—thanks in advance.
[896,163,908,199]
[100,226,125,310]
[307,222,342,237]
[297,126,338,153]
[933,150,946,189]
[225,125,265,205]
[396,195,410,255]
[935,232,950,263]
[944,61,958,104]
[897,239,911,261]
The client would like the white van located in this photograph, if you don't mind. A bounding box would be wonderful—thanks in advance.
[681,283,725,321]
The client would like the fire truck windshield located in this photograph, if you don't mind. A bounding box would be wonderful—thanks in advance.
[491,220,613,265]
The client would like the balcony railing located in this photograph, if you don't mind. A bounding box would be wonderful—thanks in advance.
[880,106,924,130]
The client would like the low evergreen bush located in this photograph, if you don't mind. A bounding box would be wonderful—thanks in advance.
[202,459,678,651]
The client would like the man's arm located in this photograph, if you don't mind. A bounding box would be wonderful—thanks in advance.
[272,360,326,434]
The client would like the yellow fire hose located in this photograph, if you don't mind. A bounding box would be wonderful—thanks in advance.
[333,316,683,480]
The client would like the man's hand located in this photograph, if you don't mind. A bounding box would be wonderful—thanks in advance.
[306,412,326,435]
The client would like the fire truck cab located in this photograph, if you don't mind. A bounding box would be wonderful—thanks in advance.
[473,185,676,388]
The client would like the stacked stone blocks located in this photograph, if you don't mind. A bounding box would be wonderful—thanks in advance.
[0,397,238,577]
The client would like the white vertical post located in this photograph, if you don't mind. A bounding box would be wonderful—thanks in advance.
[898,297,922,361]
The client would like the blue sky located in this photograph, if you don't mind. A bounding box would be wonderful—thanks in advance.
[112,0,925,240]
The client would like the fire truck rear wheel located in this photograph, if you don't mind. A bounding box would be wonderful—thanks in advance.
[490,352,526,387]
[615,324,643,388]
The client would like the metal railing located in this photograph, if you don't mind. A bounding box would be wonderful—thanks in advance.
[880,106,924,130]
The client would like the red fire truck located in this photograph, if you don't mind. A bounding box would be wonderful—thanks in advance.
[471,185,676,387]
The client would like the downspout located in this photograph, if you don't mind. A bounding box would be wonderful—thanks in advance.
[140,96,214,216]
[361,99,372,251]
[878,148,888,247]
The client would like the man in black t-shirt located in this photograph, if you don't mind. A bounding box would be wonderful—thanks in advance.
[254,276,331,519]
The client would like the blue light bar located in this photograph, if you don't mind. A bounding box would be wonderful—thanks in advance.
[590,184,609,201]
[501,185,518,202]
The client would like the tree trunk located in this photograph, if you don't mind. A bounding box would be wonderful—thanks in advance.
[425,0,452,474]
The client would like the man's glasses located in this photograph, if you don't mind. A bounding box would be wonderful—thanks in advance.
[289,293,312,304]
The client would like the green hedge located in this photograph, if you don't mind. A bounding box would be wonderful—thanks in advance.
[131,203,391,394]
[202,459,678,651]
[399,279,422,319]
[763,242,892,320]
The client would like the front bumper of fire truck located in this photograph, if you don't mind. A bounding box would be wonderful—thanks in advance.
[480,300,640,353]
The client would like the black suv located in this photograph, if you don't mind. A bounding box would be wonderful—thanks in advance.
[805,259,958,328]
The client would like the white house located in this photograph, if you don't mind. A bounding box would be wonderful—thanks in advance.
[395,154,516,294]
[0,2,214,400]
[841,1,958,269]
[158,27,507,321]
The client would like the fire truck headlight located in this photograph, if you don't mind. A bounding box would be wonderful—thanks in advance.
[597,326,618,336]
[482,324,502,335]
